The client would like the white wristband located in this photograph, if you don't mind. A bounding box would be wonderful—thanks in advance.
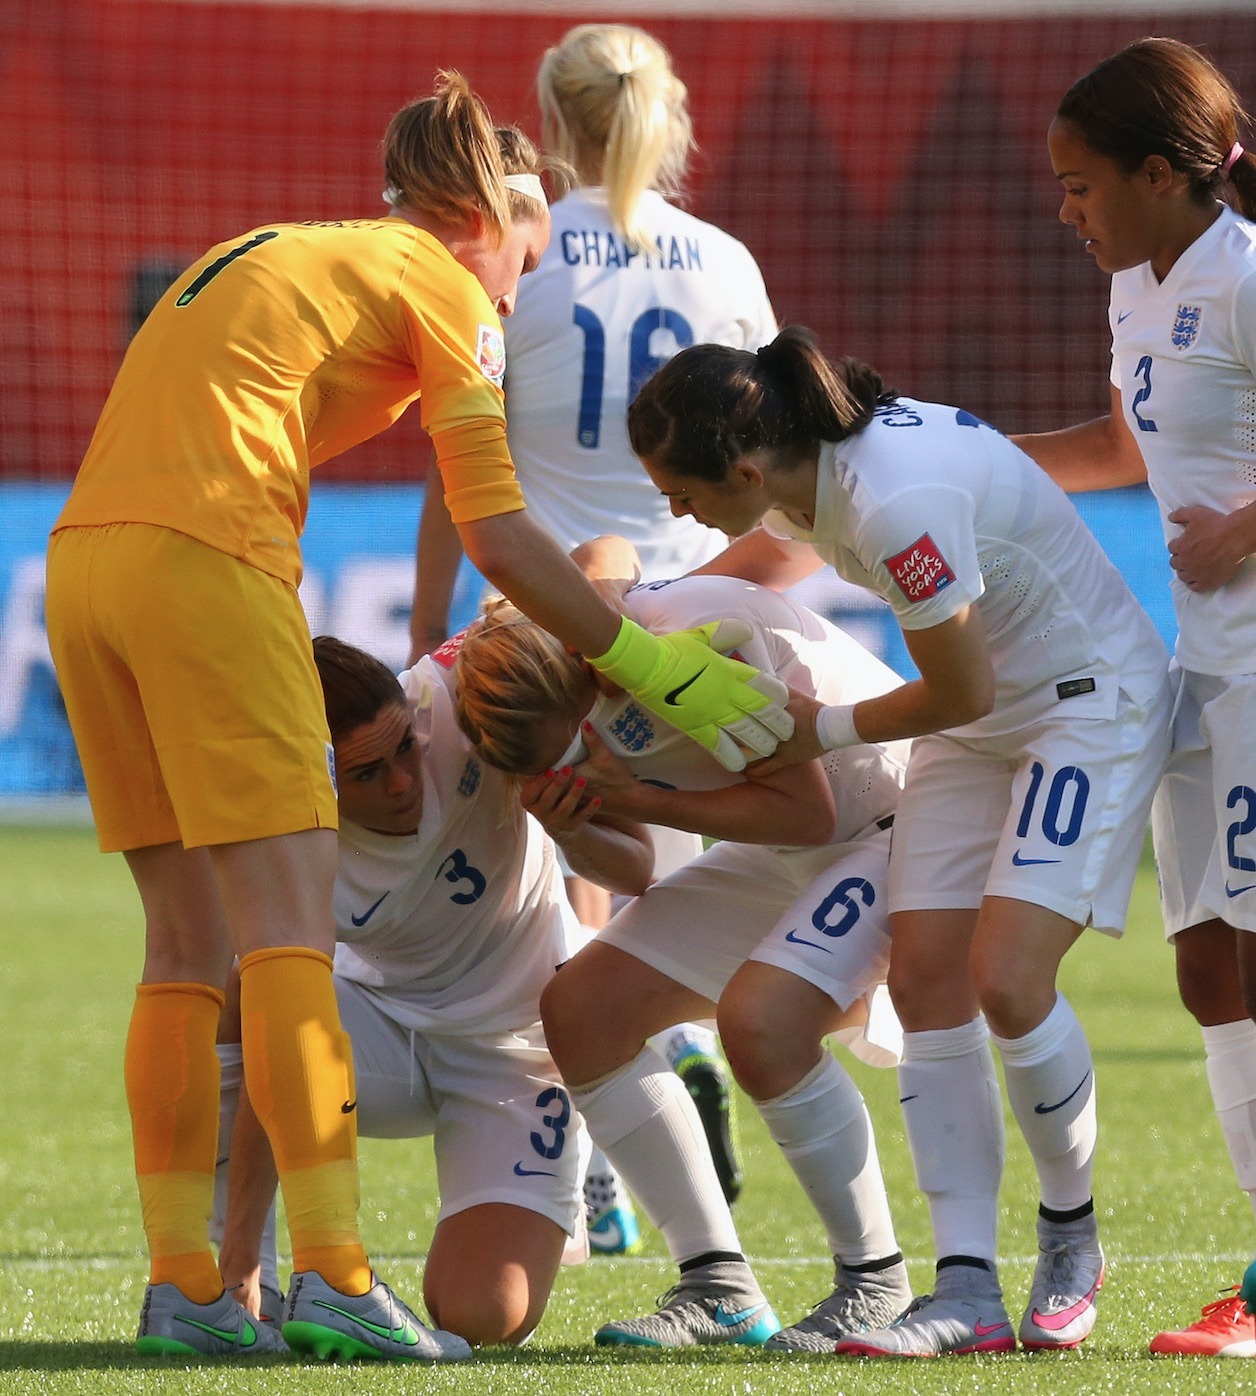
[815,703,861,751]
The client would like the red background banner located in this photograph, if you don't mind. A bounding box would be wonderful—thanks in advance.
[3,3,1253,480]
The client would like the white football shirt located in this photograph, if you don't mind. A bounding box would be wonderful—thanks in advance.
[591,574,909,847]
[503,188,777,580]
[1109,203,1256,676]
[764,400,1168,737]
[332,657,581,1035]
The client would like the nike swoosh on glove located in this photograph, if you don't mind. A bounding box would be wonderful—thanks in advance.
[589,617,793,772]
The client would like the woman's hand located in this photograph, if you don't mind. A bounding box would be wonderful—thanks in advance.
[569,535,642,617]
[744,691,826,777]
[222,1273,263,1321]
[1168,504,1254,591]
[563,724,642,809]
[519,724,640,824]
[519,761,602,841]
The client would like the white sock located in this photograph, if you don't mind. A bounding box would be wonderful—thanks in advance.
[755,1052,898,1264]
[992,993,1096,1213]
[650,1022,720,1070]
[1202,1019,1256,1226]
[899,1017,1004,1265]
[572,1045,741,1262]
[213,1043,282,1296]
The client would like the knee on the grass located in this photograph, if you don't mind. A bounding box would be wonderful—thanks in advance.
[424,1277,545,1347]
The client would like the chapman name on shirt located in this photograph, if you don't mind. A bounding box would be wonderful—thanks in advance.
[560,229,703,271]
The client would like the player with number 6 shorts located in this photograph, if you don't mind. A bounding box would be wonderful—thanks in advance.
[455,567,920,1350]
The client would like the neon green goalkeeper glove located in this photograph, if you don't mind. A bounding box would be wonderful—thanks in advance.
[589,617,794,773]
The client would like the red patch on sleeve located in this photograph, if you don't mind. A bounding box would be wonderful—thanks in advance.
[884,533,956,602]
[431,629,469,668]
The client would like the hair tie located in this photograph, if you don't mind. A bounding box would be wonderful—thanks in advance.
[1222,142,1245,176]
[382,184,402,207]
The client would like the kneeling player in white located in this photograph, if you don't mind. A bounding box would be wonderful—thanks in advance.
[214,636,655,1347]
[454,567,913,1350]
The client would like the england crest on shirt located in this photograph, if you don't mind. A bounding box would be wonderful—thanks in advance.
[1171,304,1202,351]
[457,756,482,797]
[609,703,655,753]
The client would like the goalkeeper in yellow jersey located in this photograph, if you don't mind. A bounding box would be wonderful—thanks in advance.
[44,70,789,1363]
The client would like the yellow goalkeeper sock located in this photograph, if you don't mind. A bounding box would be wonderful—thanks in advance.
[125,982,225,1304]
[239,946,371,1296]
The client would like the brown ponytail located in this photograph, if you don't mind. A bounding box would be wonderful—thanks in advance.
[628,326,896,483]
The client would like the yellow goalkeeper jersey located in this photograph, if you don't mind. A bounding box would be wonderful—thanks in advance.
[54,218,524,585]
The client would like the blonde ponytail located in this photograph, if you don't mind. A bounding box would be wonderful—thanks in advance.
[537,24,693,251]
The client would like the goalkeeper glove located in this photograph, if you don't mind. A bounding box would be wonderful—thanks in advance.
[589,617,793,773]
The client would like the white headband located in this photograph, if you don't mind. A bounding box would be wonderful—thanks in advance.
[504,173,546,204]
[383,174,545,208]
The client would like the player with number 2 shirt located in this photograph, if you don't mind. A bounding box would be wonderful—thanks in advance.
[1013,38,1256,1356]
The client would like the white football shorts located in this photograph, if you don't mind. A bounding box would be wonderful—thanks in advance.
[597,827,900,1066]
[1153,667,1256,937]
[334,977,586,1235]
[889,677,1171,935]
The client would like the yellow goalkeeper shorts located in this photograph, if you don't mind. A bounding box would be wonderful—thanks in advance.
[46,523,338,851]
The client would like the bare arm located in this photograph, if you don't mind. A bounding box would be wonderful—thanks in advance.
[409,476,465,663]
[520,764,655,896]
[568,535,642,617]
[852,607,994,741]
[576,725,837,847]
[215,969,277,1316]
[1011,384,1147,493]
[457,511,626,657]
[751,607,994,774]
[691,527,826,591]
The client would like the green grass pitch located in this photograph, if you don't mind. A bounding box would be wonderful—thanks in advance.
[1,823,1251,1393]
